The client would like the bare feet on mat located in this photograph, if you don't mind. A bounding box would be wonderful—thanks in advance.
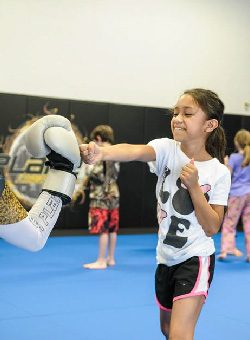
[83,261,107,270]
[218,249,243,260]
[230,248,243,257]
[107,258,116,266]
[217,252,227,260]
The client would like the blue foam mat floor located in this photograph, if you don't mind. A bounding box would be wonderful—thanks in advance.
[1,232,250,340]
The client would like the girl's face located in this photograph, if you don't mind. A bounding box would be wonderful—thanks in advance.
[171,94,212,144]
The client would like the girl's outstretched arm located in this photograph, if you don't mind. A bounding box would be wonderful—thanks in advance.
[80,142,156,164]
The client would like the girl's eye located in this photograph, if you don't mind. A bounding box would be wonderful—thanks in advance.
[172,112,193,117]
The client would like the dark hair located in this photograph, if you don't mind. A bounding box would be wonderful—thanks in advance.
[90,125,115,144]
[183,88,226,163]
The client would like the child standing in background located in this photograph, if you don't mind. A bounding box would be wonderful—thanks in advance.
[218,129,250,261]
[82,125,120,270]
[80,89,231,339]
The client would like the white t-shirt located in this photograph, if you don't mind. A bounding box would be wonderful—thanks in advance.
[148,138,231,266]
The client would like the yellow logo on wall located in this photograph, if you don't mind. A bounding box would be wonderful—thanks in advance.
[1,113,85,209]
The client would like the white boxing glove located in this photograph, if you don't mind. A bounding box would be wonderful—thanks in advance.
[24,115,81,204]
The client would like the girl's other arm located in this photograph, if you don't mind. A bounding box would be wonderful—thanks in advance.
[189,186,225,236]
[180,160,225,236]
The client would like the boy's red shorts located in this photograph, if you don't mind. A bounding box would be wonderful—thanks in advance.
[88,207,119,234]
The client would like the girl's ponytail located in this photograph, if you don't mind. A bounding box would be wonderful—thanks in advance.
[242,144,250,167]
[206,126,226,164]
[235,129,250,167]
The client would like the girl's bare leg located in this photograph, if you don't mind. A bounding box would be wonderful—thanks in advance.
[159,309,171,339]
[169,296,205,340]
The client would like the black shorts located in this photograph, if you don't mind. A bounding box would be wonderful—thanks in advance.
[155,254,215,311]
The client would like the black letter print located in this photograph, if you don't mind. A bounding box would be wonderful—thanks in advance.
[163,216,190,248]
[160,166,171,204]
[172,178,194,215]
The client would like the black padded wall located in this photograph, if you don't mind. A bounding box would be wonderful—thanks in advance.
[0,93,27,138]
[109,104,146,228]
[0,92,249,230]
[144,107,172,142]
[69,100,110,138]
[27,96,70,118]
[109,104,145,143]
[241,115,250,132]
[142,108,172,228]
[222,114,243,155]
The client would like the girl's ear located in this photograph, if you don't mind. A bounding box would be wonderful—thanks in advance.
[205,119,218,132]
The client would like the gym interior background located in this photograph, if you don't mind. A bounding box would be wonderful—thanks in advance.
[0,0,249,232]
[0,92,249,231]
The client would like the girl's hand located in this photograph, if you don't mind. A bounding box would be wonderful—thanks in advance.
[79,141,102,164]
[180,158,199,189]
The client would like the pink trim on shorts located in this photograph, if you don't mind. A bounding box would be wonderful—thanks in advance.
[207,256,211,289]
[173,291,207,302]
[155,295,172,311]
[193,256,203,292]
[173,256,210,303]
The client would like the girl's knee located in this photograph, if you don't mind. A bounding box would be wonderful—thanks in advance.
[169,327,194,340]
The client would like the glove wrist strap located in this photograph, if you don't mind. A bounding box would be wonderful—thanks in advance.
[42,169,76,205]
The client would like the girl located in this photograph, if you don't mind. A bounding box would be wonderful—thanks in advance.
[80,89,231,339]
[218,129,250,261]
